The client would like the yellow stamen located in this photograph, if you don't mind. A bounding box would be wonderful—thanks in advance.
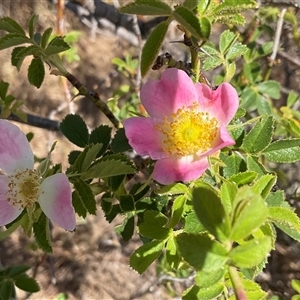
[156,102,218,156]
[6,169,41,209]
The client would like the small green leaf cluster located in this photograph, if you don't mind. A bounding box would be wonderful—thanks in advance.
[119,0,256,76]
[59,114,137,223]
[201,30,248,81]
[0,80,26,121]
[0,15,70,88]
[110,54,141,120]
[0,265,39,300]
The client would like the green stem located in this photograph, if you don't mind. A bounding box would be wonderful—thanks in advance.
[228,266,247,300]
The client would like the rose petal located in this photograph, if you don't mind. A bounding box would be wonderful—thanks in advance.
[123,117,167,159]
[200,126,236,157]
[0,120,34,174]
[141,68,198,118]
[0,175,23,226]
[39,173,76,231]
[153,156,209,185]
[195,82,239,125]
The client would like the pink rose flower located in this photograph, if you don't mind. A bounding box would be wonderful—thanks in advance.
[123,68,239,185]
[0,120,76,230]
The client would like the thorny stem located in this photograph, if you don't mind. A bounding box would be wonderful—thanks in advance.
[49,55,120,128]
[228,266,248,300]
[65,73,121,128]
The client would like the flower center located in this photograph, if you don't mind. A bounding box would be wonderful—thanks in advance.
[6,169,41,209]
[156,103,218,156]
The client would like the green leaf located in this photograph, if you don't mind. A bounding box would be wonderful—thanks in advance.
[242,116,274,153]
[184,211,205,234]
[229,236,272,268]
[156,182,188,196]
[266,190,291,209]
[241,86,259,109]
[246,155,267,177]
[72,190,87,218]
[0,16,25,34]
[41,27,53,49]
[6,265,30,278]
[82,158,135,180]
[192,183,230,242]
[73,179,97,215]
[60,114,89,147]
[258,80,280,99]
[0,33,30,50]
[166,236,181,269]
[89,125,112,156]
[195,268,226,288]
[107,175,125,192]
[223,153,246,178]
[141,20,169,77]
[119,194,135,212]
[176,233,228,271]
[14,276,40,293]
[0,280,14,300]
[0,80,9,99]
[203,56,223,71]
[219,30,236,54]
[230,186,269,241]
[269,207,300,241]
[81,143,103,172]
[183,282,224,300]
[28,14,39,38]
[27,57,45,88]
[220,181,237,215]
[129,240,164,274]
[119,0,172,15]
[33,213,52,253]
[229,171,257,186]
[115,214,135,242]
[183,0,199,10]
[292,279,300,294]
[263,139,300,163]
[11,45,42,71]
[139,211,171,240]
[257,95,272,115]
[44,36,70,55]
[225,62,236,82]
[287,90,300,107]
[111,128,131,153]
[226,43,248,60]
[213,0,257,15]
[252,174,276,199]
[169,195,186,228]
[173,6,210,40]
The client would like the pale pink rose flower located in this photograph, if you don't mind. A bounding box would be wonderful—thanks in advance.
[0,120,76,230]
[123,68,239,185]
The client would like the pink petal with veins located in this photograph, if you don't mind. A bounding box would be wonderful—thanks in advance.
[0,120,34,174]
[39,173,76,231]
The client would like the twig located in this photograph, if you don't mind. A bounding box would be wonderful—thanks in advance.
[263,8,287,80]
[270,8,287,63]
[66,73,120,128]
[8,113,60,131]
